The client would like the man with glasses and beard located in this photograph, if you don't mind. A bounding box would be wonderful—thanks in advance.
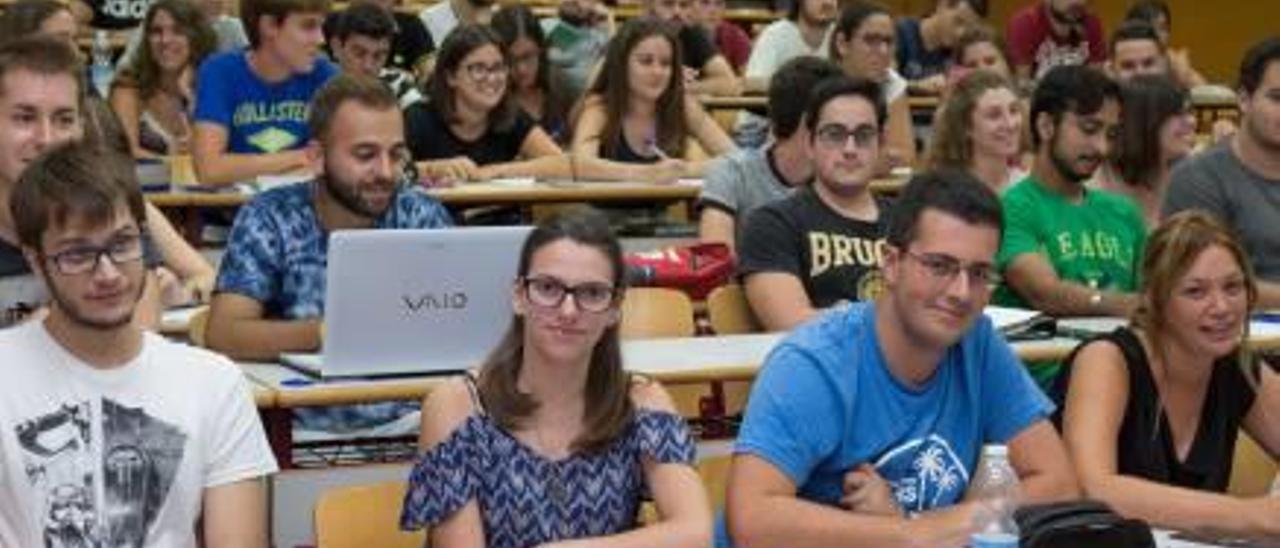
[1007,0,1106,84]
[0,141,277,547]
[995,65,1144,318]
[206,75,451,432]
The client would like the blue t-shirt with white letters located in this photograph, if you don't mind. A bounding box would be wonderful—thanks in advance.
[732,301,1051,522]
[194,50,337,154]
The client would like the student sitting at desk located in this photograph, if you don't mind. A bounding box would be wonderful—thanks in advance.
[402,206,711,547]
[492,5,572,144]
[948,24,1013,83]
[642,0,740,97]
[925,70,1025,193]
[109,0,217,158]
[408,24,686,185]
[0,36,210,328]
[206,75,452,431]
[829,2,916,170]
[699,57,844,254]
[725,171,1078,546]
[191,0,337,185]
[1055,211,1280,541]
[0,142,277,547]
[737,77,892,332]
[571,17,734,179]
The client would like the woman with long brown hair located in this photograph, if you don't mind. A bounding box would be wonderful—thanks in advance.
[925,70,1025,193]
[110,0,217,157]
[401,207,710,546]
[571,17,732,177]
[1055,211,1279,540]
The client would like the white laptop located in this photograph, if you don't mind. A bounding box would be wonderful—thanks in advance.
[280,226,532,378]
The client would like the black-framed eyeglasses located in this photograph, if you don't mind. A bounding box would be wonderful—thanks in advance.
[45,235,145,276]
[903,249,1000,291]
[462,61,509,81]
[815,123,879,149]
[521,275,617,313]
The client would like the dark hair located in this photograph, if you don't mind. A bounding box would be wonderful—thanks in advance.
[491,4,570,132]
[1239,36,1280,96]
[589,17,687,159]
[1124,0,1170,27]
[1111,75,1186,189]
[12,141,146,250]
[0,35,85,108]
[885,169,1002,248]
[476,206,632,454]
[308,73,399,143]
[116,0,217,102]
[769,57,844,140]
[0,0,71,43]
[331,0,397,42]
[829,1,889,62]
[1109,20,1164,58]
[428,23,519,133]
[936,0,987,18]
[950,24,1007,67]
[241,0,330,48]
[1029,65,1121,147]
[803,76,886,136]
[926,70,1019,171]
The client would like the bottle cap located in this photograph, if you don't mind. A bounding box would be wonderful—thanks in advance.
[982,444,1008,457]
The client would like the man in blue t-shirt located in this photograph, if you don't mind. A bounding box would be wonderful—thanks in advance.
[192,0,338,185]
[724,171,1078,545]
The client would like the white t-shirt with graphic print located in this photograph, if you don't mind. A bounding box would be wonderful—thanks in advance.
[0,321,277,547]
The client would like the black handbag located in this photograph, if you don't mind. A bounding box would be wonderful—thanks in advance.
[1014,500,1155,548]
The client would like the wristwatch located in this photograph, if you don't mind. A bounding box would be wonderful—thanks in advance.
[1089,292,1103,309]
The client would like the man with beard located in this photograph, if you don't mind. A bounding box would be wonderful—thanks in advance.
[1164,37,1280,309]
[1007,0,1106,84]
[0,142,277,547]
[207,75,451,435]
[418,0,495,48]
[996,65,1144,318]
[207,74,451,361]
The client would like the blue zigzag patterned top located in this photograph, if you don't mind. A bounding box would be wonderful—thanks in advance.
[400,401,695,546]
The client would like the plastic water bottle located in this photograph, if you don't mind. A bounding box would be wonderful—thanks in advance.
[969,444,1020,548]
[90,30,114,97]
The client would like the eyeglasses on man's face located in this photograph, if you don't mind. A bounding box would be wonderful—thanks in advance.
[45,234,145,276]
[903,249,1000,291]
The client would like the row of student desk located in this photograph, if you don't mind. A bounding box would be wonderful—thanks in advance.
[239,320,1280,469]
[147,176,911,243]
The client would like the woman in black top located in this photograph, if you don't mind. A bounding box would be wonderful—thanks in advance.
[409,24,685,185]
[1055,211,1279,540]
[571,17,732,177]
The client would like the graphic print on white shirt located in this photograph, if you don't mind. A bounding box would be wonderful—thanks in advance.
[17,397,186,548]
[874,434,969,513]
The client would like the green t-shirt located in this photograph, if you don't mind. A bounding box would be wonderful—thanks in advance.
[995,176,1147,308]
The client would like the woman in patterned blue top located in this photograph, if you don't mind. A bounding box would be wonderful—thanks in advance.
[400,207,711,547]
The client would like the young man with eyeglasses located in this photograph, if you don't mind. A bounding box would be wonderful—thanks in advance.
[192,0,338,185]
[737,76,891,332]
[995,65,1144,319]
[206,75,451,433]
[0,142,276,547]
[725,170,1078,546]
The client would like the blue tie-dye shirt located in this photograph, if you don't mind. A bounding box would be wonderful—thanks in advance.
[216,181,452,433]
[216,181,452,319]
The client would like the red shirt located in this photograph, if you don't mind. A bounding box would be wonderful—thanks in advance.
[1006,1,1106,80]
[714,21,752,74]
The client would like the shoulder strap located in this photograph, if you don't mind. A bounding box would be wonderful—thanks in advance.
[461,372,487,416]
